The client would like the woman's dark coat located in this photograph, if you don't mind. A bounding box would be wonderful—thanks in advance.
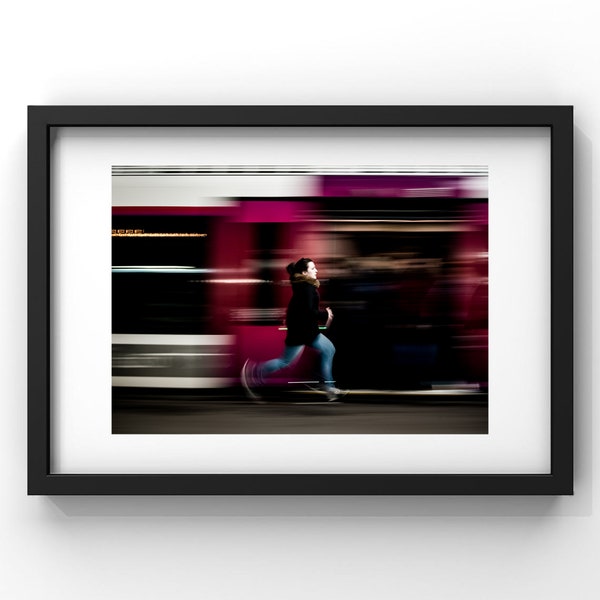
[284,276,328,346]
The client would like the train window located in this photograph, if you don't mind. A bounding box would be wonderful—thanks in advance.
[112,216,213,334]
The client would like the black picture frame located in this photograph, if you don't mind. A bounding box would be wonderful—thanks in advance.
[28,105,573,495]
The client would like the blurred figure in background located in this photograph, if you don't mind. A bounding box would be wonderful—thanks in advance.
[241,257,346,401]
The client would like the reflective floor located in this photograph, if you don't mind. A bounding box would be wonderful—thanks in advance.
[112,388,488,434]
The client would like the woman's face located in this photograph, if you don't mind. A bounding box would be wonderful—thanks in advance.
[304,261,318,279]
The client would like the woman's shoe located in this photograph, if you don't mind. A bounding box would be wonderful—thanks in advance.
[325,387,348,402]
[241,359,262,401]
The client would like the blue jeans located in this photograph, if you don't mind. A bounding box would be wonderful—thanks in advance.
[259,334,336,388]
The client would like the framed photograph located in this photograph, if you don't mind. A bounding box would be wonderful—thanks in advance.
[28,105,573,495]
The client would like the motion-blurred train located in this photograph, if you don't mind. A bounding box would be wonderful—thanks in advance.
[112,167,488,395]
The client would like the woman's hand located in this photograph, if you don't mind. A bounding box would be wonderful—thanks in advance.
[325,306,333,328]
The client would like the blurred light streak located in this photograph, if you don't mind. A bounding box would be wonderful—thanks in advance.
[111,231,207,237]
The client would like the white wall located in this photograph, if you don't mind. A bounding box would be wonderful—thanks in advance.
[1,1,595,598]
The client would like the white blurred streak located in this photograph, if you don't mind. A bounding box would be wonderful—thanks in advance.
[112,175,318,205]
[112,334,234,345]
[111,377,234,388]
